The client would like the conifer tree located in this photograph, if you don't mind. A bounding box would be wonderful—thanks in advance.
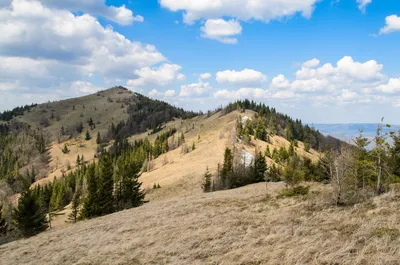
[221,148,233,183]
[304,142,311,153]
[202,167,212,192]
[96,131,101,145]
[265,145,271,158]
[13,189,48,237]
[253,151,267,183]
[68,190,80,223]
[62,143,69,154]
[85,130,91,141]
[81,163,98,219]
[98,155,114,215]
[192,141,196,151]
[255,117,267,141]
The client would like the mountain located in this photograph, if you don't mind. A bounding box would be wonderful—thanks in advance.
[312,123,400,148]
[1,87,400,264]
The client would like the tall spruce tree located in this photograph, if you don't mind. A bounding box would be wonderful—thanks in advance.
[13,189,48,237]
[221,148,233,183]
[81,163,98,219]
[98,155,114,215]
[253,151,267,183]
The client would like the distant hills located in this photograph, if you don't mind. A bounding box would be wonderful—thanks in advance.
[311,123,400,145]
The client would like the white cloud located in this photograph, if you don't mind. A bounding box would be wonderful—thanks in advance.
[127,64,185,88]
[302,58,320,69]
[216,69,267,87]
[164,89,176,97]
[0,0,165,79]
[179,81,212,97]
[159,0,318,24]
[40,0,143,25]
[214,88,268,100]
[271,90,296,99]
[199,73,212,80]
[377,78,400,93]
[148,89,176,98]
[0,0,166,98]
[200,19,242,44]
[270,74,291,90]
[291,78,334,92]
[357,0,372,12]
[71,81,101,95]
[340,89,358,100]
[379,15,400,35]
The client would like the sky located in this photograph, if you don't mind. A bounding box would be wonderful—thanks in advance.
[0,0,400,124]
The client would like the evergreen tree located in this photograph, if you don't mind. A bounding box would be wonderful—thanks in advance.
[85,130,91,141]
[304,142,311,153]
[80,164,98,219]
[255,117,267,141]
[13,189,48,237]
[76,155,81,166]
[265,145,271,158]
[253,151,267,183]
[68,190,80,223]
[96,131,101,145]
[221,148,233,183]
[62,143,69,154]
[98,155,114,215]
[192,141,196,151]
[202,167,212,192]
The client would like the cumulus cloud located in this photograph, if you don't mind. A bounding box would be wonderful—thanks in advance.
[201,19,242,44]
[127,64,185,88]
[159,0,318,24]
[216,69,267,87]
[379,15,400,35]
[270,74,291,90]
[377,78,400,93]
[179,81,212,97]
[71,81,102,95]
[199,73,212,80]
[302,58,320,69]
[40,0,144,25]
[148,89,177,99]
[0,0,165,94]
[357,0,372,12]
[214,88,268,100]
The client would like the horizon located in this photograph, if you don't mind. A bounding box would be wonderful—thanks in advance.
[0,0,400,124]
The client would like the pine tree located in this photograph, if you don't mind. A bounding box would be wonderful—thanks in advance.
[265,145,271,158]
[62,143,69,154]
[80,163,98,219]
[85,130,91,141]
[253,151,267,183]
[98,155,114,215]
[202,167,212,192]
[304,142,311,153]
[76,155,81,166]
[96,131,101,145]
[13,189,48,237]
[255,117,267,141]
[192,141,196,151]
[68,190,80,223]
[221,148,233,183]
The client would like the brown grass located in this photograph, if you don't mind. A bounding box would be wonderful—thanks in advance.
[1,183,400,265]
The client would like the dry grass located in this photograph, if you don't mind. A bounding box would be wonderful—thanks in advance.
[1,183,400,265]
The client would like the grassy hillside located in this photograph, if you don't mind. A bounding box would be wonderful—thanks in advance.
[1,182,400,265]
[14,86,132,141]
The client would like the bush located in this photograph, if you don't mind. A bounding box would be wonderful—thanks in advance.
[279,185,310,197]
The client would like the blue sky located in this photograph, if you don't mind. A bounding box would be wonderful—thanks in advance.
[0,0,400,124]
